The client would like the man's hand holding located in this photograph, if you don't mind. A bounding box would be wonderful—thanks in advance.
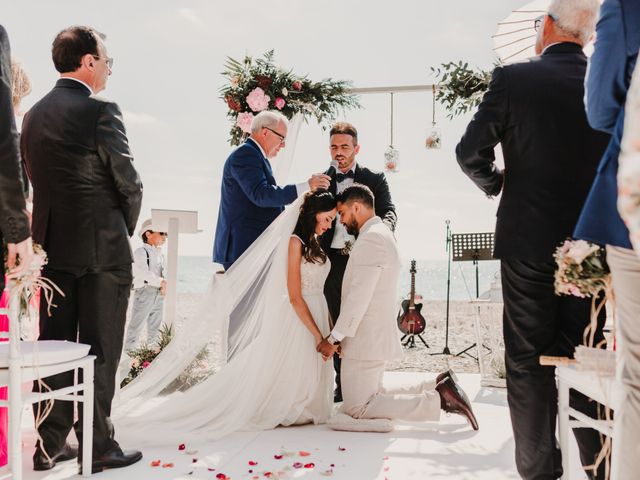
[6,237,33,279]
[308,174,331,192]
[316,337,339,360]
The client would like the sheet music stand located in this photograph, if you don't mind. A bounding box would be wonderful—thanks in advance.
[451,232,494,360]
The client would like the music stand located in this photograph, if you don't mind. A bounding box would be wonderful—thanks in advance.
[451,232,495,360]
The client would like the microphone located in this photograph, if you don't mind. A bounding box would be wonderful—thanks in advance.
[327,160,339,177]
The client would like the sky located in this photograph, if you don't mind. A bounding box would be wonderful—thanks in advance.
[3,0,525,261]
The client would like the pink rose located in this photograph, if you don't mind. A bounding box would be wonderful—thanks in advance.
[142,361,151,368]
[236,112,254,134]
[246,87,270,112]
[274,97,286,110]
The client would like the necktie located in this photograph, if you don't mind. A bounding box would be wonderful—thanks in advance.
[336,170,355,182]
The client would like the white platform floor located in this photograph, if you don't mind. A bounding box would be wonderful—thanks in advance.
[14,372,592,480]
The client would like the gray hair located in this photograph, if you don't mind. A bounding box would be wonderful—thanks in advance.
[548,0,600,45]
[250,111,289,134]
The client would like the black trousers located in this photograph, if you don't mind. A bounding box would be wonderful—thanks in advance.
[324,249,349,397]
[33,266,132,457]
[501,259,606,480]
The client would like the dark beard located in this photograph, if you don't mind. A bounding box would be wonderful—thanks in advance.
[345,220,359,236]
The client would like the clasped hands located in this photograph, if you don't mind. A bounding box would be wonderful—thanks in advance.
[316,337,340,362]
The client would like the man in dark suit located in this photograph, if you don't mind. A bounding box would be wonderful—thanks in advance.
[456,1,608,478]
[21,26,143,473]
[320,122,397,402]
[213,110,330,270]
[0,25,32,289]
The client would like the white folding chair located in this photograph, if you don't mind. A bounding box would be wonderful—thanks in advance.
[0,287,95,479]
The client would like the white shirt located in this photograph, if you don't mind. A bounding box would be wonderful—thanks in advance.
[247,138,308,197]
[330,163,357,249]
[63,76,93,94]
[132,244,165,289]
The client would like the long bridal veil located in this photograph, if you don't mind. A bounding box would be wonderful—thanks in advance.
[113,115,308,442]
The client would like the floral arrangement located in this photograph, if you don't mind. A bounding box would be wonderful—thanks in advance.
[4,243,61,338]
[554,239,610,298]
[431,61,494,119]
[121,323,210,392]
[221,50,360,145]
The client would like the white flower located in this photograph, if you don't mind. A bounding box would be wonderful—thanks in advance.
[566,240,599,264]
[281,87,288,97]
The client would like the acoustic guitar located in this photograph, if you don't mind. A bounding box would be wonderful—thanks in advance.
[397,260,426,335]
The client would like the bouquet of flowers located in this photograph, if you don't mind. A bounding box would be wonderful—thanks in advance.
[121,323,210,392]
[221,50,360,145]
[554,239,610,298]
[4,243,62,338]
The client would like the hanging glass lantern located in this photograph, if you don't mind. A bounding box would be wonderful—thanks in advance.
[384,92,399,172]
[426,84,442,150]
[384,145,399,172]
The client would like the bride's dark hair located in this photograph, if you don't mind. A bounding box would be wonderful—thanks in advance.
[293,189,336,264]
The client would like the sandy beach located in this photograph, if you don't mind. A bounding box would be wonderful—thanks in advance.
[173,294,503,376]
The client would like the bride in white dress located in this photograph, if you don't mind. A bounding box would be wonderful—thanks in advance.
[114,190,337,443]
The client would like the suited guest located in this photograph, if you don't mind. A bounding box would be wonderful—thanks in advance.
[319,122,396,402]
[21,26,143,473]
[213,111,330,270]
[0,24,33,468]
[455,1,609,478]
[573,1,640,478]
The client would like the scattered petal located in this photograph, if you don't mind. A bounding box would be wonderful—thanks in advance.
[178,443,186,451]
[249,460,258,466]
[338,446,346,451]
[264,472,273,478]
[274,454,283,460]
[248,469,253,473]
[384,466,390,471]
[192,458,198,463]
[150,459,161,467]
[293,462,303,469]
[208,467,216,471]
[299,451,311,457]
[304,463,315,469]
[330,463,335,468]
[162,462,174,468]
[216,474,228,480]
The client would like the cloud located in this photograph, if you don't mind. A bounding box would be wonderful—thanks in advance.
[177,8,204,27]
[122,110,161,125]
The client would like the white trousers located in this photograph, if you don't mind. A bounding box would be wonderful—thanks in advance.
[607,246,640,480]
[339,358,441,421]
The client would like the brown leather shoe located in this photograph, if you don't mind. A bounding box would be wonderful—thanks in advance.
[33,443,78,471]
[436,376,479,431]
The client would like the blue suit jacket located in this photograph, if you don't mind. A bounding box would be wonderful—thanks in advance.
[213,138,298,265]
[574,0,640,248]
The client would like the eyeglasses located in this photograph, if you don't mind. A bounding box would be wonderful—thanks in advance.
[92,55,114,69]
[264,127,286,143]
[534,12,557,32]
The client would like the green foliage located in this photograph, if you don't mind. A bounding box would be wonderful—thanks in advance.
[431,61,495,119]
[221,50,360,146]
[121,323,210,392]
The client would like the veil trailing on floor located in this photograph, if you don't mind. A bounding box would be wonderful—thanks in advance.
[113,115,310,441]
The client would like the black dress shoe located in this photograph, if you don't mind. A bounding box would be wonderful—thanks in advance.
[33,443,78,471]
[82,445,143,474]
[436,377,479,431]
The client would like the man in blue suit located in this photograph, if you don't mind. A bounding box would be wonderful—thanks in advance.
[574,1,640,478]
[213,111,330,270]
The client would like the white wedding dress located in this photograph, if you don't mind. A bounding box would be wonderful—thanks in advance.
[114,141,336,443]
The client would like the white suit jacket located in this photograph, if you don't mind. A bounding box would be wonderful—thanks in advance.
[334,216,404,361]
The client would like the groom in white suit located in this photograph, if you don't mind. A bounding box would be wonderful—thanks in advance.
[317,184,478,429]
